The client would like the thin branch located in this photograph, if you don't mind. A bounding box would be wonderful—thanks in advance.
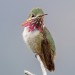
[36,55,47,75]
[24,54,47,75]
[24,70,35,75]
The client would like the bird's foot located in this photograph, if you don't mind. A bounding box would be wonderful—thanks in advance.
[35,53,38,58]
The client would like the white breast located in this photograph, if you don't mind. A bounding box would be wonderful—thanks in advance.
[22,27,40,44]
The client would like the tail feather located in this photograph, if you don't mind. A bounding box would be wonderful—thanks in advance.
[40,39,55,71]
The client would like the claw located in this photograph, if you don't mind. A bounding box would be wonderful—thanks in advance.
[35,53,38,58]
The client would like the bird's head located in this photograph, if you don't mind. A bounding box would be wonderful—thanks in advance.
[22,8,47,32]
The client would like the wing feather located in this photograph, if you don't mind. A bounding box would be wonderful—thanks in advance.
[39,26,56,71]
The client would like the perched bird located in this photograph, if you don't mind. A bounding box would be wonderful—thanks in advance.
[22,8,56,71]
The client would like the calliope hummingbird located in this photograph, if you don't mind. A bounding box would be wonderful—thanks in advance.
[22,8,56,71]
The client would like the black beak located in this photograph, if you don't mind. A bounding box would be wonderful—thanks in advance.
[38,14,48,17]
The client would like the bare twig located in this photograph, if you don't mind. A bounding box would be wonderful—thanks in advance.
[24,54,47,75]
[24,70,35,75]
[36,55,47,75]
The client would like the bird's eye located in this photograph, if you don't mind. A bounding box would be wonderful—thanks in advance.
[31,14,35,17]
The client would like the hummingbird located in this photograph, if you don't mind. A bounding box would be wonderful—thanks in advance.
[22,8,56,71]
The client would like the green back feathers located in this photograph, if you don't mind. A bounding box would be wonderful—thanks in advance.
[43,27,56,54]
